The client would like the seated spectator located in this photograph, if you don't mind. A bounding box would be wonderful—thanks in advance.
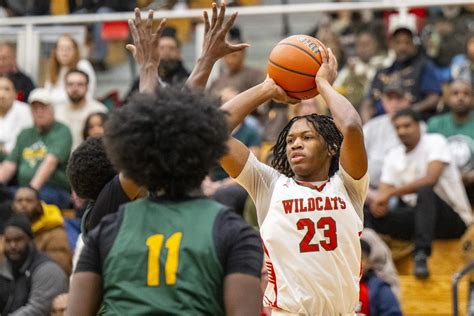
[361,229,400,298]
[357,239,402,316]
[334,28,389,110]
[0,88,73,208]
[12,186,72,275]
[0,214,68,316]
[364,81,413,204]
[428,79,474,202]
[45,34,96,107]
[73,0,137,71]
[451,33,474,88]
[0,43,35,102]
[209,27,264,95]
[127,26,190,97]
[82,112,107,140]
[361,19,442,122]
[366,109,471,279]
[55,69,107,150]
[0,75,32,161]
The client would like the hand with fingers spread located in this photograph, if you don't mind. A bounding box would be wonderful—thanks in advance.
[315,48,338,86]
[201,1,249,62]
[126,8,166,70]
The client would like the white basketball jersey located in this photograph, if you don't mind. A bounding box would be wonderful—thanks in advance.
[261,174,363,315]
[235,154,368,315]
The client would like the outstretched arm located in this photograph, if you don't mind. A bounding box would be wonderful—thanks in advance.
[126,8,166,94]
[185,1,249,89]
[315,49,367,180]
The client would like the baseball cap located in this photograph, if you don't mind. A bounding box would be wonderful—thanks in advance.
[28,88,51,105]
[383,80,405,96]
[388,13,418,36]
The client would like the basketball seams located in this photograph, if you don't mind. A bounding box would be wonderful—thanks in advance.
[277,42,322,66]
[268,59,315,77]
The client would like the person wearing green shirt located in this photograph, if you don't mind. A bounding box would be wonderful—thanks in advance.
[0,88,72,208]
[428,79,474,202]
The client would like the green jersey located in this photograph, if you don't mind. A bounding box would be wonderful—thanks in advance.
[102,198,225,315]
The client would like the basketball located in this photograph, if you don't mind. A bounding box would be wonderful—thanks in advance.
[267,35,328,100]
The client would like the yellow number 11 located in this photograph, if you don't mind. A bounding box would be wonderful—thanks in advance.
[146,232,182,287]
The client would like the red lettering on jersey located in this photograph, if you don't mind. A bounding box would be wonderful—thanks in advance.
[307,198,316,211]
[299,198,308,212]
[331,197,339,210]
[338,197,346,209]
[282,199,294,214]
[294,198,300,213]
[324,197,333,210]
[315,197,323,211]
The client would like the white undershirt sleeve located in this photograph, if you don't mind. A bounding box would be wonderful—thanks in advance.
[234,153,281,225]
[338,165,369,221]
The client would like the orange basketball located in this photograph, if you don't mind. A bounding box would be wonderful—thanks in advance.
[267,35,328,100]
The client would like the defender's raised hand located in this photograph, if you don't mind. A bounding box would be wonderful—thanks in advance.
[201,1,249,62]
[126,8,166,69]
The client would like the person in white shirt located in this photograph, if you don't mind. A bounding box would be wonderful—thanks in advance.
[368,108,471,279]
[220,49,368,315]
[0,76,32,158]
[45,34,97,108]
[55,69,107,150]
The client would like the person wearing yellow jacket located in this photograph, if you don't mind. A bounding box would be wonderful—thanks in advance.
[12,186,72,275]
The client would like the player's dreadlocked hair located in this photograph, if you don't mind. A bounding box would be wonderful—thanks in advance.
[271,114,343,178]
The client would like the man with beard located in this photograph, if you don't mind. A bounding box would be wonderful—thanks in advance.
[367,108,471,279]
[126,26,189,97]
[0,214,67,315]
[361,21,442,122]
[428,79,474,202]
[55,69,107,151]
[12,186,72,275]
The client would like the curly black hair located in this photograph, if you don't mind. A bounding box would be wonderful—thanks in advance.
[104,87,229,198]
[271,114,343,179]
[67,137,117,200]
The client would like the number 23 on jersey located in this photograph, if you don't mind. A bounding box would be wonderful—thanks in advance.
[297,217,337,253]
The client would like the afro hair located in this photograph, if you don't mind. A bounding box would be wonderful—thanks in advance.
[104,87,229,198]
[67,137,117,200]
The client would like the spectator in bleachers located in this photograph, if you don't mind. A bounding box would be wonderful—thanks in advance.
[0,184,12,234]
[0,75,32,161]
[73,0,137,71]
[334,28,390,110]
[361,19,442,122]
[82,112,107,140]
[363,81,413,205]
[0,43,35,102]
[55,69,107,150]
[366,109,471,279]
[428,79,474,203]
[209,26,264,94]
[0,214,67,316]
[451,33,474,88]
[12,186,72,275]
[0,88,72,208]
[357,239,402,316]
[127,27,190,96]
[45,34,96,107]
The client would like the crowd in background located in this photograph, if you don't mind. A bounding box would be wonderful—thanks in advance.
[0,1,472,315]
